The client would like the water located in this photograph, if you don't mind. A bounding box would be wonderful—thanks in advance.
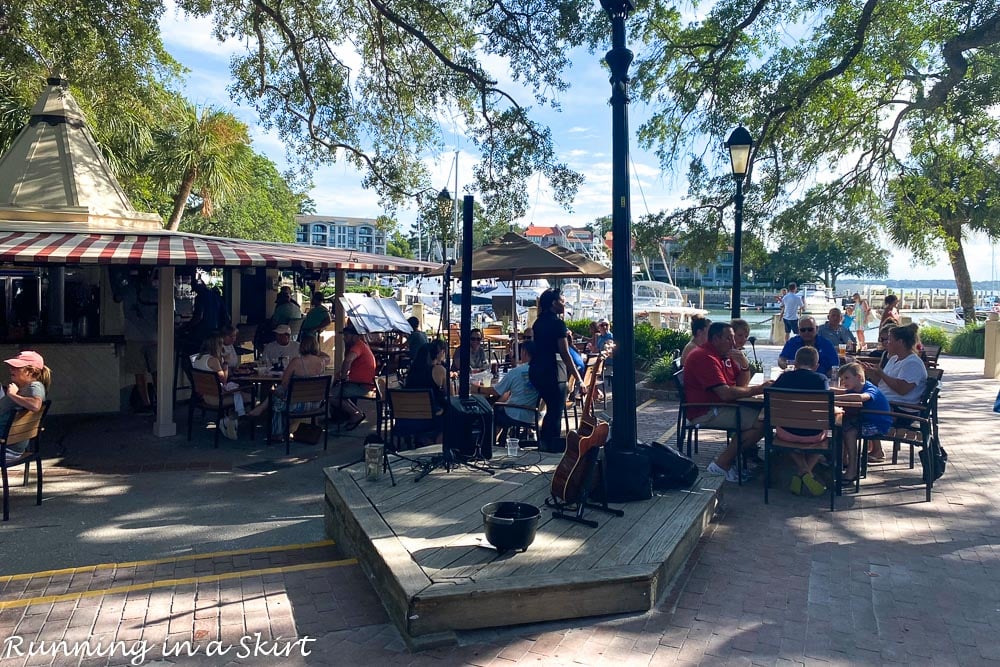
[705,309,883,344]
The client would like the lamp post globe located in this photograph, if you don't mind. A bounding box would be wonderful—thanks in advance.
[725,126,753,320]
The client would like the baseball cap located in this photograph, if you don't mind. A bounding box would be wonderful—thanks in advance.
[274,324,292,335]
[5,351,44,368]
[598,318,609,325]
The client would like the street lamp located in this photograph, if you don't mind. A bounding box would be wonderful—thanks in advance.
[725,126,753,321]
[601,0,637,453]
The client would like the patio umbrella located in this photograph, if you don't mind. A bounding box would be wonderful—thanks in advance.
[431,232,583,359]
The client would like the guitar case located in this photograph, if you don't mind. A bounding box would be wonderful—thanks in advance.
[595,444,653,503]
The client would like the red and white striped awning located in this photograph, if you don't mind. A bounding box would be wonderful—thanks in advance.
[0,229,438,273]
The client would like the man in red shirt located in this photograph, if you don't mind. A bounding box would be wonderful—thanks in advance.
[685,322,771,482]
[332,323,376,430]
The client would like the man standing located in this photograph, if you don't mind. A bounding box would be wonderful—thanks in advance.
[778,316,839,376]
[817,308,856,348]
[685,322,771,483]
[780,282,805,342]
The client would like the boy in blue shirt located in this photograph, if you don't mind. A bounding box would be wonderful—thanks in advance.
[836,362,892,483]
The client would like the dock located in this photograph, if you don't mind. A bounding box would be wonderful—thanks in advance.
[324,447,723,649]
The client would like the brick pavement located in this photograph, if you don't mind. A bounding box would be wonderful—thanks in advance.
[1,355,997,666]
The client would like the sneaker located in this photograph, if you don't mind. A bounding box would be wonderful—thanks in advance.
[789,475,803,495]
[707,461,749,483]
[801,472,827,496]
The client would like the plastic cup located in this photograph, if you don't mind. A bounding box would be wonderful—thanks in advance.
[506,437,519,457]
[481,376,491,388]
[770,366,782,381]
[838,344,847,355]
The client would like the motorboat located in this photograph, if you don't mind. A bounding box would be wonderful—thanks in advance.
[799,282,839,313]
[632,281,709,331]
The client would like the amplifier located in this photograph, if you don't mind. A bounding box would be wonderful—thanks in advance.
[443,395,494,460]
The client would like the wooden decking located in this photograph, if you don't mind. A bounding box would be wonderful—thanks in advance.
[324,448,723,649]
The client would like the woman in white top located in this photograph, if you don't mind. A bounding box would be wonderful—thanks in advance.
[192,334,249,438]
[860,323,927,460]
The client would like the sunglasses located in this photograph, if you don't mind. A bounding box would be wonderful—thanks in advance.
[799,327,815,332]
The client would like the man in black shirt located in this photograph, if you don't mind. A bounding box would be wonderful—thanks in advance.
[530,289,586,451]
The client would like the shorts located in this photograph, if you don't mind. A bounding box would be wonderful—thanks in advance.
[861,422,890,437]
[691,405,761,431]
[783,318,799,334]
[338,381,375,399]
[124,342,156,375]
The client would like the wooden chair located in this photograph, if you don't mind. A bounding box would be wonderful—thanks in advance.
[188,369,231,448]
[921,344,942,369]
[566,355,605,432]
[858,390,940,502]
[387,388,440,451]
[1,401,50,522]
[268,375,332,455]
[763,388,840,511]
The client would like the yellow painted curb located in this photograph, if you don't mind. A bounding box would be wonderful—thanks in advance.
[0,558,358,610]
[0,540,336,584]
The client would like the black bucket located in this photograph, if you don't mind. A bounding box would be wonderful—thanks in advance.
[481,502,540,553]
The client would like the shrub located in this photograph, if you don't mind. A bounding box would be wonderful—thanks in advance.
[635,323,691,369]
[646,352,677,385]
[565,318,593,338]
[949,324,985,358]
[917,325,950,352]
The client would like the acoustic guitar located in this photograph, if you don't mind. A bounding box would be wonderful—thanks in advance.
[550,353,609,504]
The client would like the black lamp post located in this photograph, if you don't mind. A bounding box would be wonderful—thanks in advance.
[725,126,753,321]
[600,0,636,451]
[437,187,452,259]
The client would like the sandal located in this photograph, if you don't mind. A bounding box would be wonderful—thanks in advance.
[345,413,367,431]
[867,453,885,463]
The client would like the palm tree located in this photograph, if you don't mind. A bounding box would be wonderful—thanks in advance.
[148,100,253,231]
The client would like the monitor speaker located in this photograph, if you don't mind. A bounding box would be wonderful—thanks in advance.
[443,395,494,460]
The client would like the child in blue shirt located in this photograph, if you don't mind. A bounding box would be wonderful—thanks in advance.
[836,362,892,482]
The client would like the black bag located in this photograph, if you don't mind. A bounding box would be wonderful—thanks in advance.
[644,441,699,490]
[293,422,323,445]
[597,446,653,502]
[919,442,948,483]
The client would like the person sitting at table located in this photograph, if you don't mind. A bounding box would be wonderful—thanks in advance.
[480,341,539,444]
[771,346,831,497]
[836,362,892,483]
[405,341,449,441]
[299,292,332,340]
[262,324,300,364]
[859,323,927,462]
[192,334,250,438]
[778,316,839,377]
[220,324,241,369]
[271,290,303,327]
[0,351,50,462]
[452,328,489,374]
[246,335,328,433]
[331,324,376,430]
[817,307,856,349]
[858,324,894,369]
[565,331,586,376]
[406,316,428,360]
[680,315,711,366]
[686,322,772,483]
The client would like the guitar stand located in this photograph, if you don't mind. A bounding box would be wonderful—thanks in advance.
[548,446,624,529]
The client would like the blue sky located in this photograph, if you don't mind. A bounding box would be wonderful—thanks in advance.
[157,3,995,283]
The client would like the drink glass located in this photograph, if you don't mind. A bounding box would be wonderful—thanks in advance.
[838,343,847,356]
[769,366,782,381]
[506,437,519,457]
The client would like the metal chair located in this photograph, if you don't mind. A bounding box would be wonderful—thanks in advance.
[763,388,840,511]
[268,375,332,455]
[921,344,941,369]
[673,368,749,484]
[1,401,51,521]
[859,390,940,502]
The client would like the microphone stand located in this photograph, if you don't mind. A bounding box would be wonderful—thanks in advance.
[747,336,759,367]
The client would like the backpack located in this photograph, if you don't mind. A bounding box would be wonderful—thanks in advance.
[642,441,699,490]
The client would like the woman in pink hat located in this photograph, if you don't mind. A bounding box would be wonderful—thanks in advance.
[1,351,51,460]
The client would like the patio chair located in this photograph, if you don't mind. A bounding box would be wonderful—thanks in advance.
[763,388,840,511]
[494,396,541,445]
[1,401,51,522]
[673,368,750,484]
[858,391,940,502]
[886,370,942,467]
[188,369,233,448]
[268,375,332,455]
[921,344,941,369]
[387,388,441,451]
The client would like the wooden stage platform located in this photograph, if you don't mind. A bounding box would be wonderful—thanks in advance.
[324,448,723,649]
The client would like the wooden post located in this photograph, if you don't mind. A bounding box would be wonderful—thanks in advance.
[153,266,177,437]
[334,269,346,373]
